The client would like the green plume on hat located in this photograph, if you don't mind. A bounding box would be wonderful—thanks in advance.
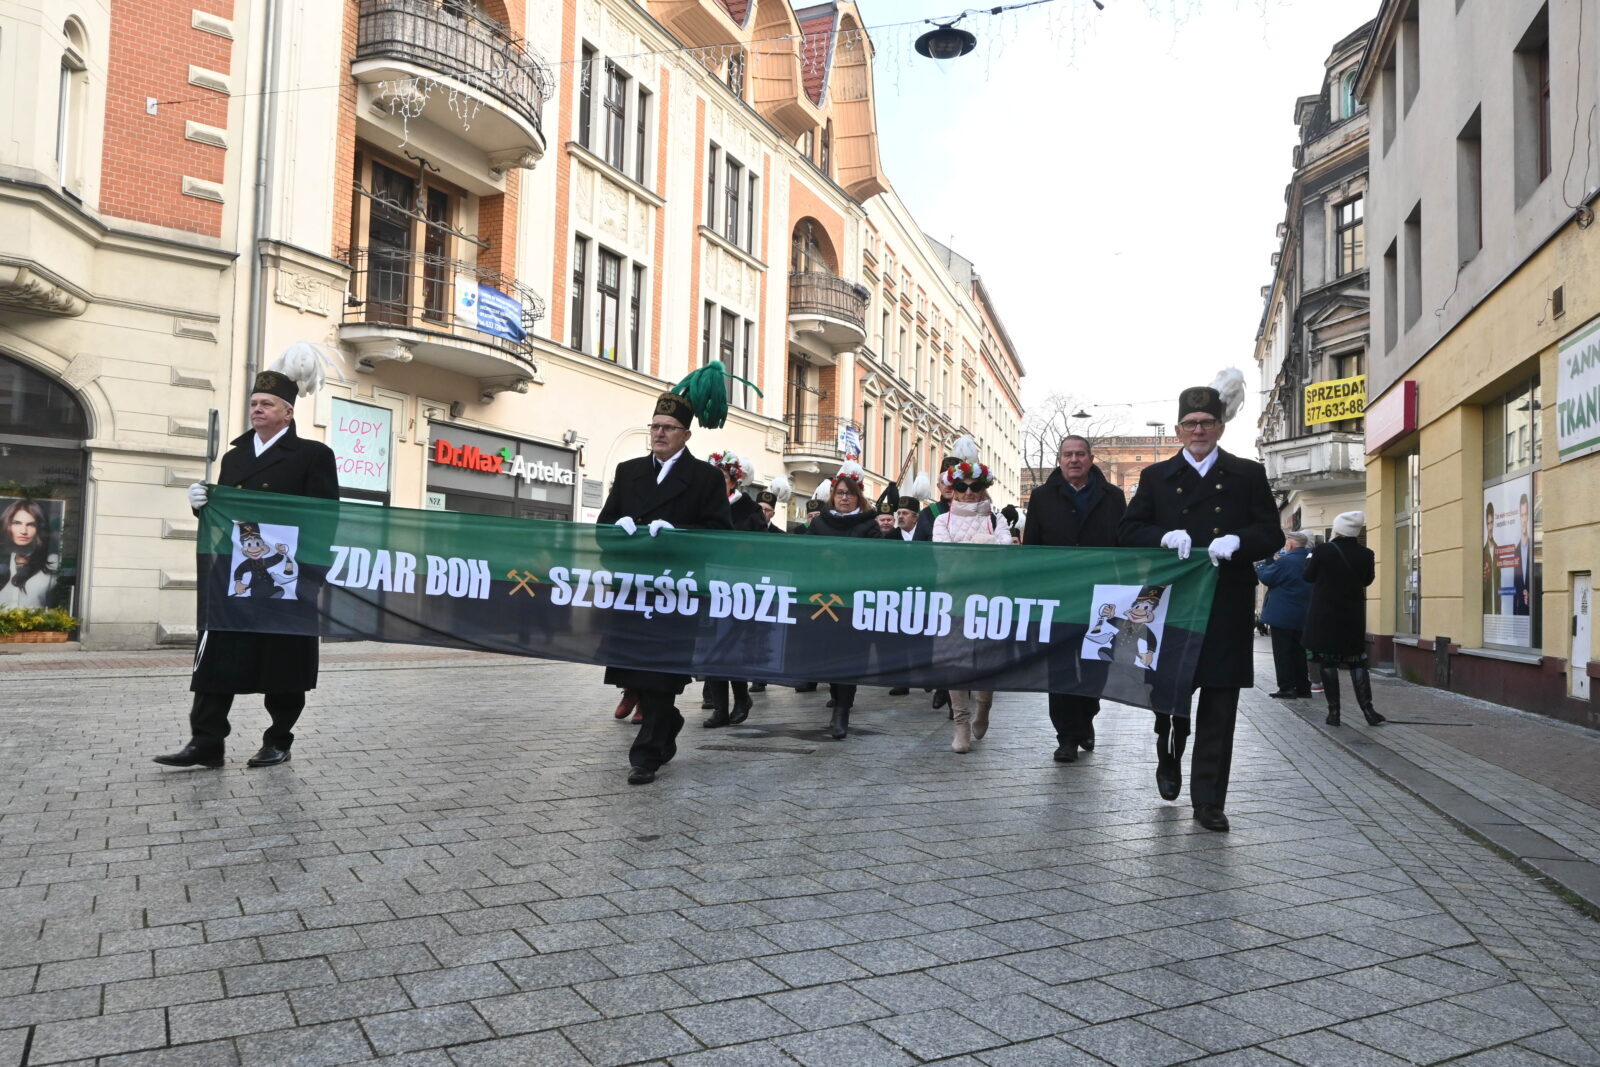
[669,360,763,429]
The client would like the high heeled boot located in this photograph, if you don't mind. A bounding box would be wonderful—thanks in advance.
[1321,665,1342,725]
[950,691,972,753]
[972,693,993,740]
[1351,668,1386,725]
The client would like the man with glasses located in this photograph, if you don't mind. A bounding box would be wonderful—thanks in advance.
[1025,434,1126,763]
[1119,372,1278,832]
[597,388,732,785]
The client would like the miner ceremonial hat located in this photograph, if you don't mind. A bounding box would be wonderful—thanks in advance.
[252,370,299,405]
[896,497,921,514]
[1178,368,1246,424]
[236,521,264,542]
[756,489,779,507]
[252,342,326,406]
[804,499,823,514]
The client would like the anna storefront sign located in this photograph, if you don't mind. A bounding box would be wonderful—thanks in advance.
[1557,314,1600,463]
[197,487,1220,716]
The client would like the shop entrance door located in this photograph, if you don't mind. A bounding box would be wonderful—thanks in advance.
[1572,573,1591,700]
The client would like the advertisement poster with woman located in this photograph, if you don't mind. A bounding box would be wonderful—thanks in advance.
[1481,473,1535,646]
[0,497,66,609]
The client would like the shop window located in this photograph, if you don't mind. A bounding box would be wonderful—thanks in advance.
[1393,447,1421,635]
[1481,377,1543,649]
[0,355,88,619]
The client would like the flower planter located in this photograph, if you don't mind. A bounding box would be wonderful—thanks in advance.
[0,631,70,643]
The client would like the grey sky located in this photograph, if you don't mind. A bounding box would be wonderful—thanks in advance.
[864,0,1375,440]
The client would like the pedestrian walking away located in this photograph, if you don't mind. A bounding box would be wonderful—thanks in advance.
[1118,369,1280,833]
[930,436,1013,753]
[701,449,764,729]
[154,344,338,771]
[1024,432,1127,763]
[1304,510,1386,728]
[596,364,736,785]
[1256,529,1315,698]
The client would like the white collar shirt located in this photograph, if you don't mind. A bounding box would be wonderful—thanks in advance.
[1182,446,1220,479]
[253,426,289,457]
[654,447,685,484]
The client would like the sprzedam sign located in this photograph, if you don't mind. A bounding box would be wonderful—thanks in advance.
[1303,374,1367,426]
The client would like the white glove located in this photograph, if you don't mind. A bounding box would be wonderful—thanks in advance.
[188,482,209,509]
[1159,530,1192,560]
[613,517,638,536]
[1208,534,1242,566]
[647,519,675,537]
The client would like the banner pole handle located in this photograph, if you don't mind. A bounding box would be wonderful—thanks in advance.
[205,408,220,484]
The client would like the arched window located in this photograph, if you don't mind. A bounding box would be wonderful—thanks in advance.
[57,19,89,194]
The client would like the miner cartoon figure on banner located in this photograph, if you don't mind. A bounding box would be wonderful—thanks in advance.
[230,521,299,599]
[1085,585,1168,669]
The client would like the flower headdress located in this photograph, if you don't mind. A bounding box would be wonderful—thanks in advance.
[938,435,994,490]
[708,450,748,486]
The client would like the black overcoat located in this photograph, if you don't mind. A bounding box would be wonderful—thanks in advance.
[596,449,732,690]
[1118,448,1280,688]
[728,492,768,533]
[1024,466,1126,548]
[1301,536,1374,657]
[192,423,339,695]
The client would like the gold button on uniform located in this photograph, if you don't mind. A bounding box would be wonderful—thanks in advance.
[1213,528,1222,535]
[1177,488,1184,494]
[1215,506,1222,513]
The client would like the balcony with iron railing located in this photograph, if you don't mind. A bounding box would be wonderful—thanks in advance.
[1260,431,1366,492]
[353,0,552,171]
[787,272,868,359]
[784,414,863,464]
[338,246,547,394]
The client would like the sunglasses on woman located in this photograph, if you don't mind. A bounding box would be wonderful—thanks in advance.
[951,480,988,493]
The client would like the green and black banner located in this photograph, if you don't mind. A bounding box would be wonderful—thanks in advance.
[197,487,1219,715]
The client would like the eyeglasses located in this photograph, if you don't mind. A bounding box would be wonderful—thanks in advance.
[1177,418,1220,432]
[647,423,686,434]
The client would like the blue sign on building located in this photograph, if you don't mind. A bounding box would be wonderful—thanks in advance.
[474,284,527,343]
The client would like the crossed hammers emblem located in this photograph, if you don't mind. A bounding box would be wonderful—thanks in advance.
[809,593,843,621]
[507,570,541,596]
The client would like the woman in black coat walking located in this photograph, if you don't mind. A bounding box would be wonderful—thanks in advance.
[807,460,882,738]
[1303,511,1385,727]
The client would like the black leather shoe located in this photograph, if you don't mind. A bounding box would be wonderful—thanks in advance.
[153,743,224,769]
[702,709,731,729]
[828,707,849,740]
[728,696,752,725]
[888,687,910,696]
[794,682,818,692]
[627,766,656,785]
[931,689,950,710]
[1081,729,1095,751]
[1156,756,1181,801]
[749,682,767,693]
[1325,709,1341,726]
[246,746,290,767]
[1267,690,1299,698]
[1193,805,1230,832]
[1053,745,1077,763]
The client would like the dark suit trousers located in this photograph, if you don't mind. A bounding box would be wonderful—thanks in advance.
[1189,687,1239,808]
[630,690,684,771]
[1269,628,1309,693]
[1048,693,1099,745]
[190,692,306,750]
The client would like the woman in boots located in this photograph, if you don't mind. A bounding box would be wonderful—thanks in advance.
[807,461,883,738]
[929,444,1012,752]
[702,452,765,728]
[1303,510,1386,727]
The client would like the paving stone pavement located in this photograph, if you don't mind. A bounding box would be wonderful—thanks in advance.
[2,648,1599,1066]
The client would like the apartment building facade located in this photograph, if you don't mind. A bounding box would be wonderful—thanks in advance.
[1357,0,1600,724]
[0,0,1023,646]
[1255,22,1374,541]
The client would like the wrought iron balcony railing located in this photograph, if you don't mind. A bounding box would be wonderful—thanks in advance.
[788,272,869,332]
[785,414,864,460]
[340,246,546,361]
[356,0,551,138]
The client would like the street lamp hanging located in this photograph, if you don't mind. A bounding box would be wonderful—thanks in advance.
[915,21,977,63]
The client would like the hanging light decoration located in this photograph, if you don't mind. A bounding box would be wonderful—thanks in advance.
[914,19,977,62]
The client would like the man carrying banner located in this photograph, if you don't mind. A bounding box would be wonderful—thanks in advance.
[1025,434,1126,763]
[703,451,762,729]
[597,367,735,784]
[1119,370,1278,832]
[155,345,338,770]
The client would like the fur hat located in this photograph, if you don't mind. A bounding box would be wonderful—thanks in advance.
[1333,511,1366,538]
[1178,368,1246,424]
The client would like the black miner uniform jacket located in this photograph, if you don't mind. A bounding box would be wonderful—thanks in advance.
[192,423,339,695]
[729,492,768,533]
[1024,466,1126,549]
[596,449,733,691]
[1118,448,1280,689]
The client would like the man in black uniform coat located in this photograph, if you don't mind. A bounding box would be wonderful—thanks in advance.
[1024,434,1126,763]
[1118,376,1279,832]
[154,363,338,769]
[597,390,732,784]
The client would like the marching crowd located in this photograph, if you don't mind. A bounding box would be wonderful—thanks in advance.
[155,353,1382,835]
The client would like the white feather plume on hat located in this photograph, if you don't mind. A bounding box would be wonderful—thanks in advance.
[811,479,832,501]
[907,471,934,500]
[268,342,327,398]
[767,474,792,503]
[1210,368,1246,424]
[950,435,981,465]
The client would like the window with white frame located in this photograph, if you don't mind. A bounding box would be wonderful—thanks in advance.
[571,231,647,369]
[705,144,759,253]
[574,45,652,181]
[57,19,89,194]
[701,300,757,409]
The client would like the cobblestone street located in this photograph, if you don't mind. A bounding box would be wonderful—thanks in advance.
[3,647,1600,1066]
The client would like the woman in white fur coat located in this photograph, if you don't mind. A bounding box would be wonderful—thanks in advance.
[931,445,1012,753]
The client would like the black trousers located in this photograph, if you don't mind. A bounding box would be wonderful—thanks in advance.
[828,683,856,709]
[1048,693,1099,746]
[1154,686,1238,808]
[707,679,749,705]
[629,689,684,772]
[190,691,305,751]
[1269,627,1309,693]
